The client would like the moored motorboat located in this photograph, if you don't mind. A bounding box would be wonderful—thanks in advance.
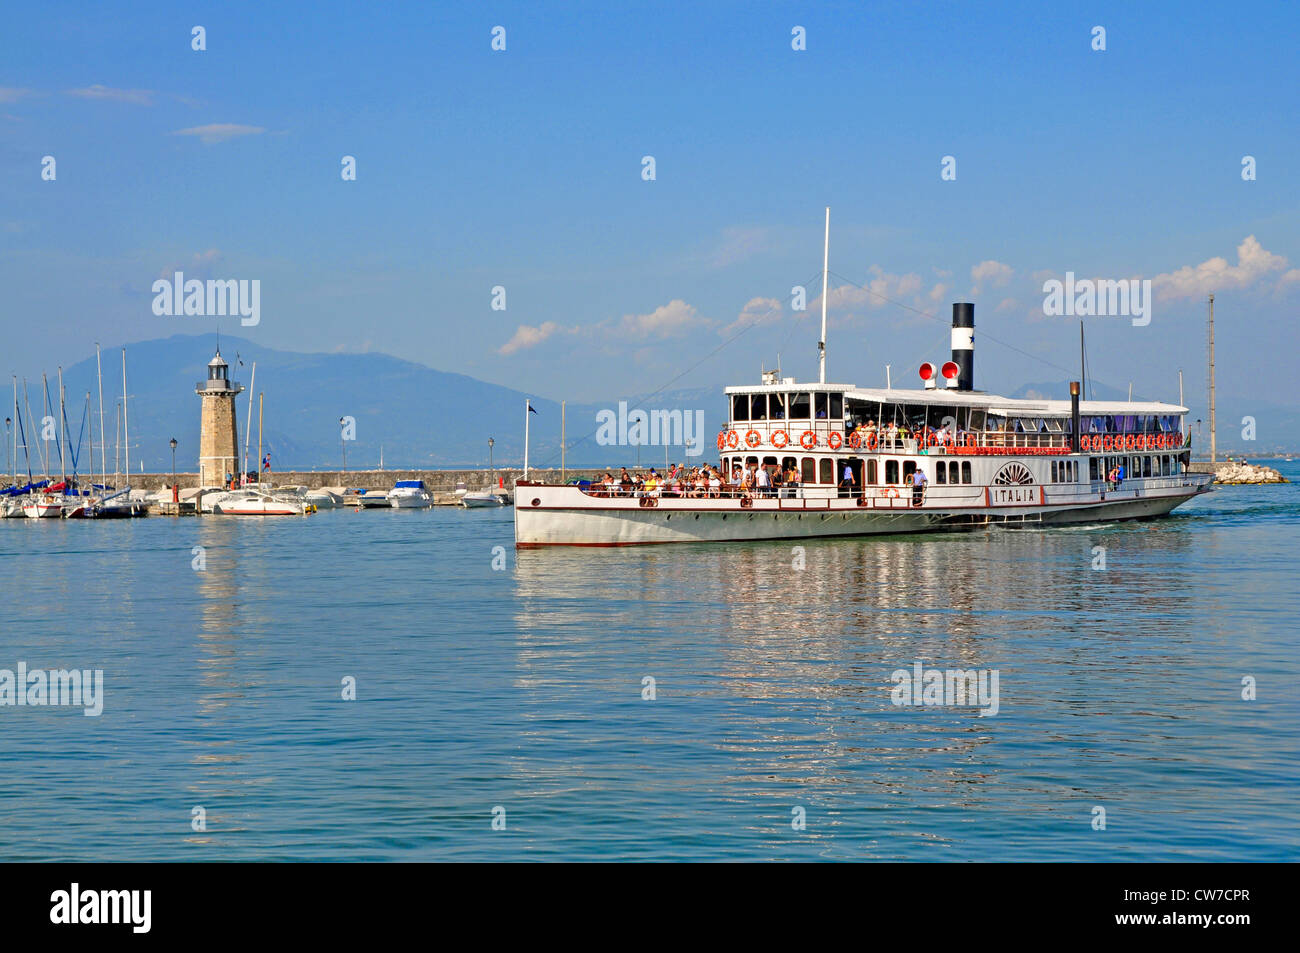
[387,479,434,508]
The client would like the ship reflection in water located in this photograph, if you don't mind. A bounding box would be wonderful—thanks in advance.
[508,521,1257,859]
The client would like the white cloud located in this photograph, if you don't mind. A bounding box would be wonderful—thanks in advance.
[720,296,783,335]
[708,226,775,268]
[499,321,560,355]
[996,297,1018,312]
[618,299,699,338]
[1153,235,1289,300]
[68,85,154,105]
[970,260,1013,295]
[171,123,266,145]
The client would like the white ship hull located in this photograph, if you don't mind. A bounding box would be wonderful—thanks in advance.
[514,475,1210,547]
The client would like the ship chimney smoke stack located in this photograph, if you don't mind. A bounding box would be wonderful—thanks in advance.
[951,303,974,391]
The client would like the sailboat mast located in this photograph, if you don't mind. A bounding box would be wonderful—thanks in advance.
[40,372,50,478]
[257,391,263,489]
[818,206,830,385]
[243,361,256,487]
[121,348,130,488]
[10,375,16,486]
[22,379,39,481]
[96,344,106,489]
[57,367,66,485]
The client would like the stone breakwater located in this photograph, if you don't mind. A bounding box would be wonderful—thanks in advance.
[1211,461,1287,485]
[1190,460,1288,484]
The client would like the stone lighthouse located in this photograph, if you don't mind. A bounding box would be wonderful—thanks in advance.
[195,349,243,488]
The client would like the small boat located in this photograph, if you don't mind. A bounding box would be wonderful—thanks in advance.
[461,489,509,508]
[305,487,343,509]
[342,488,391,509]
[388,479,434,508]
[23,493,64,518]
[208,488,312,516]
[453,480,468,498]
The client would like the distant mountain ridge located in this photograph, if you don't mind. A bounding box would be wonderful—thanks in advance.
[5,335,725,472]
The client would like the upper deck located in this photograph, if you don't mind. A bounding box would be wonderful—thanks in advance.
[721,380,1189,455]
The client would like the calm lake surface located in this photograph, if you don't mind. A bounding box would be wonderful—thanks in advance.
[2,464,1298,861]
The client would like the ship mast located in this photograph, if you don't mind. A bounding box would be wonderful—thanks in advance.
[818,207,830,384]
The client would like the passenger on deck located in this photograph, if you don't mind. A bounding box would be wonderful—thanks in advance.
[910,467,928,507]
[839,462,856,498]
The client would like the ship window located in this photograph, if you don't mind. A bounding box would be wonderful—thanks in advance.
[867,459,877,484]
[750,394,767,420]
[1142,456,1152,477]
[790,393,811,419]
[763,456,778,469]
[745,456,758,467]
[732,395,749,422]
[781,456,797,473]
[814,393,829,419]
[829,393,843,419]
[770,393,786,420]
[948,462,958,484]
[902,461,916,483]
[1044,418,1064,433]
[1051,461,1058,482]
[885,460,899,484]
[936,463,947,484]
[985,414,1006,431]
[1089,458,1099,480]
[802,457,816,483]
[961,462,972,484]
[819,458,833,484]
[1162,455,1171,476]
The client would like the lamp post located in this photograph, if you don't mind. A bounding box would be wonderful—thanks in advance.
[169,437,177,486]
[339,417,347,476]
[488,436,494,476]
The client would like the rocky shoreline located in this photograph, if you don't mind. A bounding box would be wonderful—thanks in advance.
[1210,460,1288,485]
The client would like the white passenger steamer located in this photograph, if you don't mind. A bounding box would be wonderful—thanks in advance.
[514,220,1211,547]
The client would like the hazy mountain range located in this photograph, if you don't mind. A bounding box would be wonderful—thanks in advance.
[4,335,1291,476]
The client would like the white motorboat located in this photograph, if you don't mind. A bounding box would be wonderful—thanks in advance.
[461,489,509,508]
[208,488,312,516]
[305,487,343,509]
[387,479,433,508]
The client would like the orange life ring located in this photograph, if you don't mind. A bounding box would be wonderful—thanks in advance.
[745,429,762,448]
[1125,434,1135,450]
[965,433,977,448]
[716,432,726,451]
[771,429,789,449]
[865,432,878,451]
[1081,435,1092,452]
[726,430,739,449]
[847,431,862,449]
[1102,435,1114,451]
[828,432,843,450]
[884,487,899,498]
[800,431,816,450]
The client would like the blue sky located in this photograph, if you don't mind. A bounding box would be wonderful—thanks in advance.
[2,0,1297,411]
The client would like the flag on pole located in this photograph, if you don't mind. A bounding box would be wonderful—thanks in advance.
[527,401,537,414]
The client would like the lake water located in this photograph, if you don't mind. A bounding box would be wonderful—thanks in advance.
[2,464,1297,861]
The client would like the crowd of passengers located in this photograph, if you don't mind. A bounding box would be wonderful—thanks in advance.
[586,462,808,499]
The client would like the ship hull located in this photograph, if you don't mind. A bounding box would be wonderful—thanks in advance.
[513,478,1210,547]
